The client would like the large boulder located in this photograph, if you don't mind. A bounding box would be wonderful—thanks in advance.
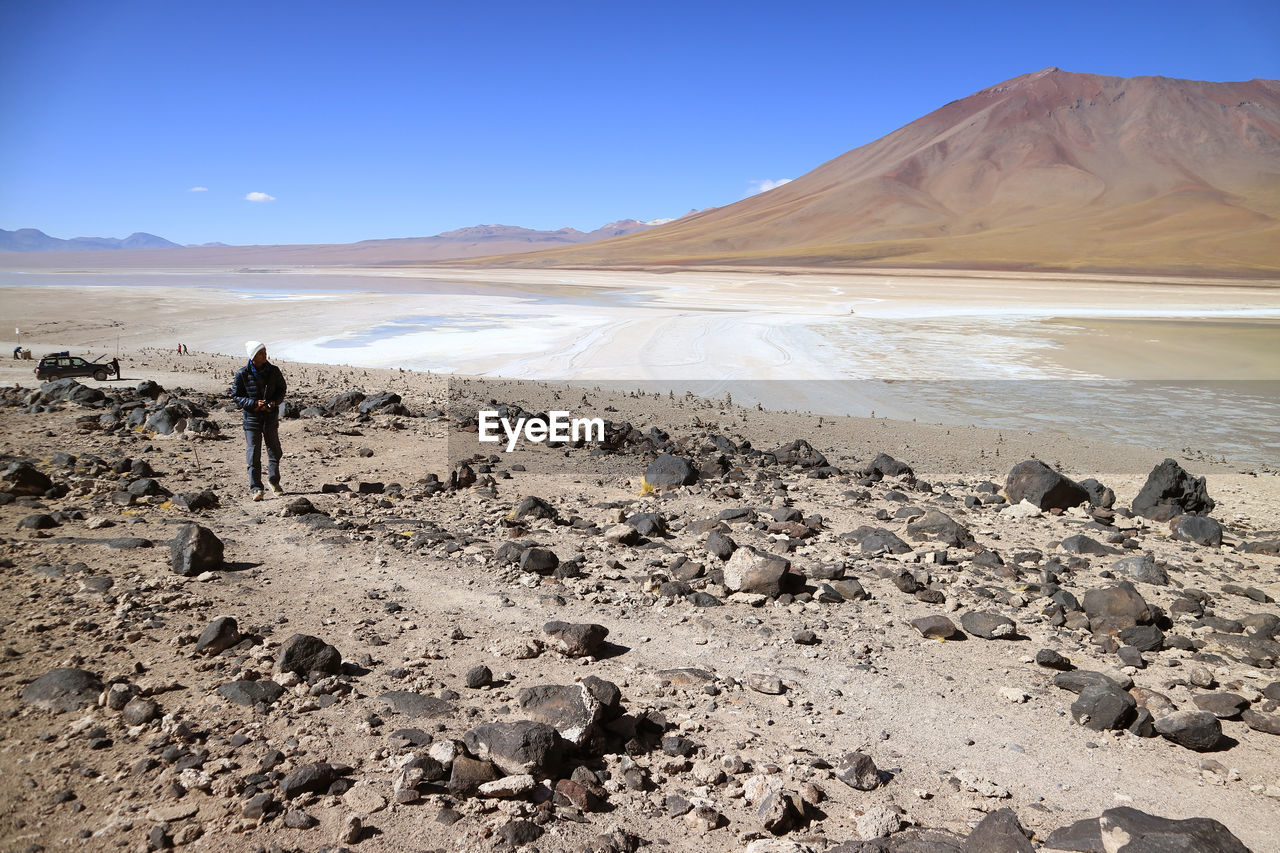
[275,634,342,678]
[1170,514,1224,547]
[1083,581,1151,636]
[906,510,973,548]
[857,453,914,481]
[770,439,828,469]
[328,390,366,413]
[517,683,605,746]
[965,808,1034,853]
[1154,710,1222,751]
[464,721,562,777]
[722,547,790,596]
[643,453,698,489]
[170,523,224,576]
[1131,458,1214,521]
[1070,684,1137,731]
[1045,806,1250,853]
[1004,460,1088,511]
[20,668,103,712]
[1111,554,1168,586]
[543,621,608,657]
[195,616,241,655]
[841,525,911,556]
[359,391,404,415]
[2,461,52,496]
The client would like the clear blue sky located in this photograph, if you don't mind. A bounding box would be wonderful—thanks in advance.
[2,0,1277,246]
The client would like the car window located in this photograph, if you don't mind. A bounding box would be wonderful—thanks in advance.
[57,359,72,367]
[70,358,88,366]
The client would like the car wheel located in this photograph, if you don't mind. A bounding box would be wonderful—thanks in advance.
[93,369,108,381]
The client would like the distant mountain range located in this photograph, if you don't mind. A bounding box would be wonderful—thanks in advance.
[0,228,182,252]
[0,219,673,264]
[468,68,1280,276]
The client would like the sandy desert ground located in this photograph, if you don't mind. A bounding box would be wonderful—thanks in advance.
[0,339,1279,852]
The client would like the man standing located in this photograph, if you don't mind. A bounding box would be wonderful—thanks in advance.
[232,340,286,501]
[110,357,120,379]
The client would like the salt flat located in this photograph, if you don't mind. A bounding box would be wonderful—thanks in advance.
[3,266,1278,465]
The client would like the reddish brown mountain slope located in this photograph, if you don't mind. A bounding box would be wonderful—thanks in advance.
[469,68,1280,275]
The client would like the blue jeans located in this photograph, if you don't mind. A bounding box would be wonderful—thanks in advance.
[245,419,282,491]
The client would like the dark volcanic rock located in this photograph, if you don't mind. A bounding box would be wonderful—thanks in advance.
[3,461,53,496]
[464,720,562,776]
[1170,514,1224,547]
[1242,708,1280,735]
[170,523,224,577]
[1131,458,1214,521]
[706,530,737,560]
[519,547,559,574]
[1083,582,1151,636]
[911,615,959,640]
[842,525,911,556]
[964,808,1034,853]
[1154,710,1222,751]
[643,453,698,489]
[122,697,160,726]
[448,755,500,795]
[1192,692,1247,719]
[960,611,1017,640]
[543,621,609,657]
[1111,553,1168,586]
[195,616,241,655]
[1053,670,1128,695]
[1004,460,1088,511]
[1119,624,1164,652]
[18,513,58,530]
[275,634,342,677]
[906,510,973,547]
[1059,534,1116,556]
[512,495,556,521]
[1078,478,1115,509]
[1070,684,1137,730]
[280,762,349,799]
[518,683,605,746]
[626,511,667,537]
[858,453,914,481]
[1044,806,1250,853]
[217,680,285,706]
[834,750,881,790]
[1036,649,1073,670]
[21,668,103,712]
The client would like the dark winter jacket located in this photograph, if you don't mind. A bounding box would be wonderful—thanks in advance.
[232,360,287,428]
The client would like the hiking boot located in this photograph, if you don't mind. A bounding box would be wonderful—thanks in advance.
[251,488,264,502]
[269,482,284,496]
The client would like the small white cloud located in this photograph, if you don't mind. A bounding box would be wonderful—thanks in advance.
[245,191,276,203]
[188,186,208,192]
[747,178,792,196]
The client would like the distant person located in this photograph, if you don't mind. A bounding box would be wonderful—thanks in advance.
[182,343,189,355]
[110,357,120,379]
[12,346,19,359]
[232,340,287,501]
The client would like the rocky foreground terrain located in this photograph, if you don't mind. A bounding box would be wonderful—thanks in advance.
[2,354,1279,852]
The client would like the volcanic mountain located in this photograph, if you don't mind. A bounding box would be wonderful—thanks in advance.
[470,68,1280,276]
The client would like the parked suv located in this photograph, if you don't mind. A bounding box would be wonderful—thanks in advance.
[34,351,114,382]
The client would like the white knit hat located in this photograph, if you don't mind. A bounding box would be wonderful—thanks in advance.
[246,340,266,359]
